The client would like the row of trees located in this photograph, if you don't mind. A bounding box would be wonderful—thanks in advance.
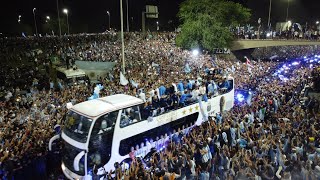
[176,0,251,51]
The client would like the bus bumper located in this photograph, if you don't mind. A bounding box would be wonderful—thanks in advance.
[61,162,84,180]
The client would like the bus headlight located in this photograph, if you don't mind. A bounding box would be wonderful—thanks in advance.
[61,162,66,171]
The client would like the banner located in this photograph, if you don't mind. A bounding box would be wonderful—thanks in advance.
[213,48,230,54]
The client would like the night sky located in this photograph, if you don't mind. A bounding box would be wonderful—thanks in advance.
[0,0,319,35]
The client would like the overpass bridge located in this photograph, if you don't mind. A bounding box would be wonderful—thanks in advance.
[231,39,320,51]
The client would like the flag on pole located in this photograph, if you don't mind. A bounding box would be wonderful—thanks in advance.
[120,72,129,85]
[130,79,139,88]
[88,84,104,100]
[245,56,254,68]
[184,63,191,73]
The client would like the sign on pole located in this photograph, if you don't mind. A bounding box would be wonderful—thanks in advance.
[146,5,158,18]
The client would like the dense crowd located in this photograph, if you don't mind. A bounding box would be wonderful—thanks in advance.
[99,60,320,180]
[0,32,237,179]
[0,31,320,180]
[252,45,320,61]
[234,23,320,40]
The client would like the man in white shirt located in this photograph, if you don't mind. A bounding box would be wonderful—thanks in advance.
[138,90,146,102]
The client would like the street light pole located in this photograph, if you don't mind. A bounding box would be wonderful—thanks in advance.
[33,8,38,36]
[286,0,290,22]
[120,0,126,73]
[126,0,129,32]
[66,13,69,35]
[142,12,145,33]
[57,0,62,36]
[107,11,111,31]
[63,9,70,35]
[46,16,51,35]
[267,0,272,30]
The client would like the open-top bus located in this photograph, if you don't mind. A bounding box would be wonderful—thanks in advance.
[49,77,234,179]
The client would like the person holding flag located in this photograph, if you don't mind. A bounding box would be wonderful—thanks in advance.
[245,56,254,74]
[245,56,254,68]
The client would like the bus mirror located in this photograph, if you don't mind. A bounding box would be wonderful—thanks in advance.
[74,151,85,171]
[48,134,60,151]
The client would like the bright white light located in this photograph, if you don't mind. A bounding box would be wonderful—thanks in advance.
[292,62,299,66]
[317,21,319,25]
[249,91,252,95]
[304,56,307,59]
[236,94,245,103]
[63,8,68,14]
[46,16,50,20]
[266,33,271,37]
[192,49,199,56]
[61,163,66,171]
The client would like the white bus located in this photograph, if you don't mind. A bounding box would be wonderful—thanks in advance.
[49,78,234,180]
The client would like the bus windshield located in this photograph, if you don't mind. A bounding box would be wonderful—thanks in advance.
[64,111,92,143]
[62,141,85,176]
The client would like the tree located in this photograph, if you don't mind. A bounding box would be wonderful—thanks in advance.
[176,0,251,51]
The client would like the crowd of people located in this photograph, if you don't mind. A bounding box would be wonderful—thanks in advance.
[233,23,320,40]
[0,31,320,180]
[252,45,320,61]
[100,58,320,180]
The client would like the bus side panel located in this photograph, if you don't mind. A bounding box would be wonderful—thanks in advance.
[100,87,234,173]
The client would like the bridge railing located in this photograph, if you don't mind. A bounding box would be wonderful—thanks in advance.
[233,31,320,41]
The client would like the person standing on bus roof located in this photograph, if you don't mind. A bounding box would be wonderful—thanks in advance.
[177,80,184,94]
